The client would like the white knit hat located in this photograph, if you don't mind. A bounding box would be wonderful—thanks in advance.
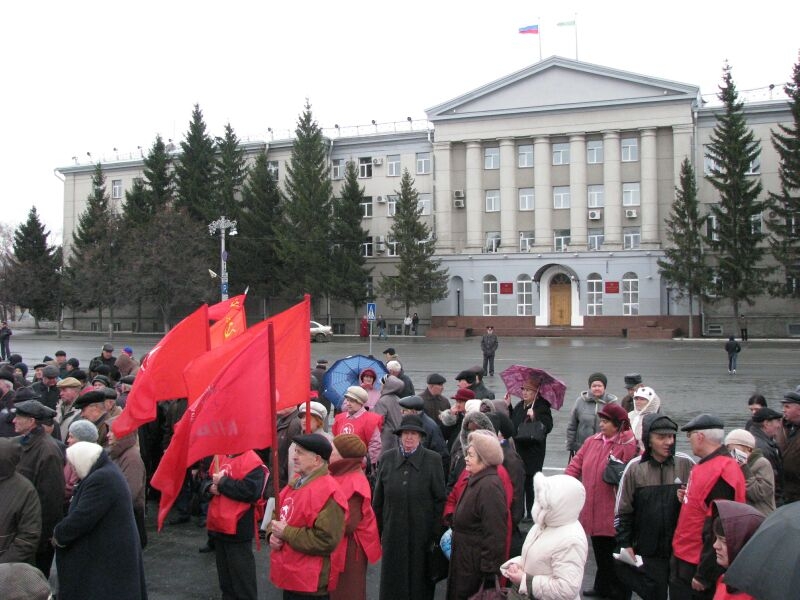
[725,429,756,449]
[67,441,103,479]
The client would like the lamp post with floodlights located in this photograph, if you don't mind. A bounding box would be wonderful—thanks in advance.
[208,216,237,301]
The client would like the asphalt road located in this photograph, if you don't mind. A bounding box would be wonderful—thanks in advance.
[9,331,799,599]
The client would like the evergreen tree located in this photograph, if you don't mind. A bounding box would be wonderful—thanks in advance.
[657,158,711,337]
[121,177,150,228]
[766,56,800,297]
[377,169,448,313]
[227,150,284,310]
[5,207,61,326]
[330,161,371,317]
[142,134,175,214]
[214,123,247,219]
[276,102,334,314]
[0,223,16,321]
[704,63,768,320]
[175,104,217,224]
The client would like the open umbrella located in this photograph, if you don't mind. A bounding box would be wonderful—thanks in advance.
[322,355,388,409]
[723,500,800,600]
[500,365,567,410]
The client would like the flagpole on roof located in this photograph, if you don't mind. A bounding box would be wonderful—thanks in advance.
[538,16,542,62]
[574,14,579,60]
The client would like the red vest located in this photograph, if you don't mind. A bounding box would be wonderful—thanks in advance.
[206,451,267,535]
[672,454,745,564]
[714,575,755,600]
[332,411,383,446]
[270,474,348,593]
[331,469,382,565]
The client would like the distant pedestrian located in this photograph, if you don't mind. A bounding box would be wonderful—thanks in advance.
[739,315,748,341]
[0,321,11,362]
[724,336,741,374]
[411,312,419,335]
[377,315,388,340]
[403,314,412,336]
[480,326,499,377]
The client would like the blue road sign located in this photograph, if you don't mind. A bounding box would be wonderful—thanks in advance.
[367,303,376,320]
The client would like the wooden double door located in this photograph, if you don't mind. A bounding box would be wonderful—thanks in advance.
[549,273,572,326]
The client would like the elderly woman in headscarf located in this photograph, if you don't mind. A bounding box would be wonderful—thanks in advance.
[329,434,381,600]
[358,368,381,410]
[447,430,509,600]
[63,420,99,505]
[710,500,765,599]
[565,403,638,600]
[627,386,661,449]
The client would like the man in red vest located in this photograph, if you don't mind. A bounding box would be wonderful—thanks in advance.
[268,434,347,599]
[670,414,745,600]
[204,450,268,600]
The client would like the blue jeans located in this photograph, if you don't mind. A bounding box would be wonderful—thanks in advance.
[728,352,738,371]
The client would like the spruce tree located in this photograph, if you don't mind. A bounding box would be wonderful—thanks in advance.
[142,134,175,214]
[377,169,448,314]
[766,56,800,297]
[0,223,16,321]
[227,150,284,310]
[175,104,217,224]
[330,161,372,318]
[5,207,61,326]
[704,63,768,320]
[657,158,711,337]
[214,123,247,219]
[276,102,334,314]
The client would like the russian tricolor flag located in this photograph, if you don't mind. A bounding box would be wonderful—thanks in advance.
[518,25,539,34]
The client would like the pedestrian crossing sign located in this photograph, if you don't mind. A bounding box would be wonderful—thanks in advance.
[367,303,376,321]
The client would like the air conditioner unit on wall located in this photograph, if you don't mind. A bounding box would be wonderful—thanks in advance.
[376,195,386,203]
[372,157,383,166]
[625,209,638,218]
[453,190,465,199]
[588,210,602,220]
[453,198,465,208]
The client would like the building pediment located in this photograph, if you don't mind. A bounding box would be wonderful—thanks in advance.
[426,56,699,121]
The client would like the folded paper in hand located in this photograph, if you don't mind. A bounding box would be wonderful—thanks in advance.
[613,551,644,568]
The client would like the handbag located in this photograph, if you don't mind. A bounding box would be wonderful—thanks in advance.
[515,419,546,444]
[425,536,450,584]
[602,453,627,486]
[467,576,521,600]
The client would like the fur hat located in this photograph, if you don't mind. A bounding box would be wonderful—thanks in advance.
[67,441,103,479]
[464,399,483,414]
[69,419,99,443]
[333,434,367,459]
[725,429,756,449]
[467,430,504,466]
[588,372,608,387]
[452,388,475,402]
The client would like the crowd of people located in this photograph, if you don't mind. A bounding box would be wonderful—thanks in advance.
[0,339,798,600]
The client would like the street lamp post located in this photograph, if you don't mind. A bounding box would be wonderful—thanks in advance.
[208,216,238,301]
[456,289,461,316]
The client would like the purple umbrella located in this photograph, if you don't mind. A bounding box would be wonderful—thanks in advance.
[500,365,567,410]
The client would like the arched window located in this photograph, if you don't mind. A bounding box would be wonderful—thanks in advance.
[483,275,498,316]
[623,272,639,315]
[517,275,533,316]
[587,273,603,316]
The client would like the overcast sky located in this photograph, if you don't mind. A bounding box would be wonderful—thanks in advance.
[2,0,797,244]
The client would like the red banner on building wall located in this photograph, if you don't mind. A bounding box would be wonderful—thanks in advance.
[605,281,620,294]
[500,282,514,294]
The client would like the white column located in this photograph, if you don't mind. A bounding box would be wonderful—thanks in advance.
[499,139,517,251]
[640,128,659,244]
[569,133,587,248]
[533,136,552,250]
[603,131,622,247]
[465,141,483,250]
[432,141,453,253]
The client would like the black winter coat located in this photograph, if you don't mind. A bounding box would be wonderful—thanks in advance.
[510,397,553,475]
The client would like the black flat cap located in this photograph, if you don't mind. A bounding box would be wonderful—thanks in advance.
[781,391,800,404]
[398,395,424,411]
[455,370,476,384]
[681,413,724,431]
[0,371,14,384]
[13,388,40,403]
[120,375,136,385]
[426,373,446,385]
[382,347,396,355]
[92,375,110,387]
[292,433,332,461]
[42,365,60,379]
[752,407,783,423]
[74,390,108,410]
[624,373,643,388]
[102,343,114,352]
[101,387,118,400]
[14,400,56,420]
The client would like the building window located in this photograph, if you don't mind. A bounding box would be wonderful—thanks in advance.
[387,195,397,217]
[553,186,570,209]
[621,138,639,162]
[484,147,500,169]
[519,188,535,211]
[746,156,761,175]
[706,214,720,242]
[623,272,639,315]
[360,236,373,257]
[587,273,603,315]
[386,235,398,257]
[387,154,401,176]
[416,152,431,175]
[552,143,570,165]
[332,159,345,180]
[485,231,501,253]
[267,161,279,180]
[519,231,535,252]
[623,227,641,249]
[358,157,373,178]
[750,212,762,234]
[111,179,122,199]
[703,145,718,176]
[587,185,605,208]
[588,228,604,251]
[361,197,373,218]
[622,182,641,206]
[786,273,800,296]
[485,189,500,212]
[518,144,534,168]
[517,275,533,315]
[554,229,570,252]
[418,193,432,216]
[587,140,604,164]
[483,276,498,316]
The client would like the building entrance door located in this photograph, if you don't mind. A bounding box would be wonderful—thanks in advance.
[550,273,572,326]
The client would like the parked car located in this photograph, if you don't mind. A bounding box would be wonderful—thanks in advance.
[310,320,333,342]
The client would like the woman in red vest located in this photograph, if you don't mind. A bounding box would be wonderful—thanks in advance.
[329,434,382,600]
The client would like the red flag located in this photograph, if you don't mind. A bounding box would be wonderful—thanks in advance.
[111,305,211,438]
[208,294,246,321]
[271,296,311,411]
[209,299,247,348]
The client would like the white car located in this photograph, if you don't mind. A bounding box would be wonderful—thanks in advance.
[310,321,333,342]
